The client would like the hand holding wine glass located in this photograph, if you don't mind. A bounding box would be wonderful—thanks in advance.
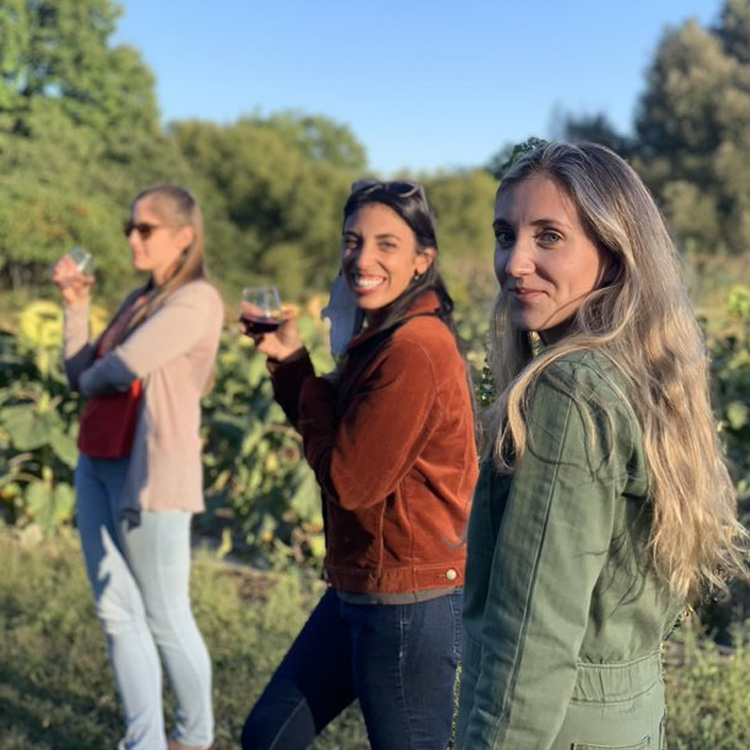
[240,286,303,361]
[53,247,96,307]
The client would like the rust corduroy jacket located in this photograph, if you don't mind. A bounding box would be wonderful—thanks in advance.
[271,292,478,594]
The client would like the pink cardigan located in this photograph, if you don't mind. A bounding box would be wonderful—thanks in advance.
[64,280,224,519]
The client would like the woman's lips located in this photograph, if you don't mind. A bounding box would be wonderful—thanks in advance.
[352,274,385,296]
[509,287,544,302]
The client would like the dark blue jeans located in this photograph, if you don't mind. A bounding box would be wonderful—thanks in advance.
[242,586,463,750]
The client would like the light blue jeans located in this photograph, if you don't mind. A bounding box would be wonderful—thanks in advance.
[75,454,214,750]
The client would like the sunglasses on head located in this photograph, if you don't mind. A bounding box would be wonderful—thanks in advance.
[123,220,166,240]
[350,179,426,200]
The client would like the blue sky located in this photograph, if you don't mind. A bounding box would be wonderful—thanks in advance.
[113,0,722,175]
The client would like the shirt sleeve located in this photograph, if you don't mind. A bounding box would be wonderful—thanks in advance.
[297,338,439,511]
[63,303,95,392]
[78,285,221,397]
[63,289,144,392]
[462,368,631,749]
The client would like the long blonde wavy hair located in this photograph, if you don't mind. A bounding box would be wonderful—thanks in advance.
[486,141,746,601]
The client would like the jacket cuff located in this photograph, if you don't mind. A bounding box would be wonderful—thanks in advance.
[269,350,315,427]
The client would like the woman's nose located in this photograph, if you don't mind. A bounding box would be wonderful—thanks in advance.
[353,241,377,269]
[502,239,534,279]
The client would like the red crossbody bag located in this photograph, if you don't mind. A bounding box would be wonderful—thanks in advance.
[77,295,148,459]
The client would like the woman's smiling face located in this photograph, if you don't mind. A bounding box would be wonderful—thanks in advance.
[341,202,434,320]
[493,175,609,343]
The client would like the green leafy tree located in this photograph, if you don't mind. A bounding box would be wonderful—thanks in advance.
[556,111,634,157]
[0,0,211,302]
[261,111,367,172]
[424,169,497,257]
[485,136,548,181]
[634,4,750,255]
[172,114,366,298]
[542,0,750,257]
[717,0,750,64]
[421,169,498,304]
[0,0,158,136]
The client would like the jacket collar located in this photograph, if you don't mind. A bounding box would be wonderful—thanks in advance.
[346,291,442,352]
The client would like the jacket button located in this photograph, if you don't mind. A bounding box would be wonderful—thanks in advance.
[445,568,457,581]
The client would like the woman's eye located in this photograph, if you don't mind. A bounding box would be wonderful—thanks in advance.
[538,230,562,245]
[495,230,514,246]
[378,242,397,251]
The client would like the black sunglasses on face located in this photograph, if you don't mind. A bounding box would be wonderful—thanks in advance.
[123,220,167,240]
[350,179,426,200]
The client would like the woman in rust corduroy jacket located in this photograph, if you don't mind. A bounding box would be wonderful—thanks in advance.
[241,180,478,750]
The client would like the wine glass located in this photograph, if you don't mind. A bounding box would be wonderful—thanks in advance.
[240,286,283,335]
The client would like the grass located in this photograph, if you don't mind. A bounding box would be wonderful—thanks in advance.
[0,524,368,749]
[4,525,750,749]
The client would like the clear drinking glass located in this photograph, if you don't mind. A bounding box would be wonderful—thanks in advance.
[240,286,283,334]
[68,246,95,276]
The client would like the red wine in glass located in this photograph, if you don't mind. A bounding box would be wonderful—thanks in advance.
[240,286,283,336]
[240,313,282,335]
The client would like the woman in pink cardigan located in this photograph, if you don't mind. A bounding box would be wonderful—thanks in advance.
[53,185,223,750]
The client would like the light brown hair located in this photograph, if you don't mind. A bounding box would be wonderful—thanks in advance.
[487,142,746,601]
[122,184,206,339]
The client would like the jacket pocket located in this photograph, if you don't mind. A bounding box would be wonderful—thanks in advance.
[572,737,650,750]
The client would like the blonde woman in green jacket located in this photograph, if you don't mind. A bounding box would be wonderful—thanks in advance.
[457,142,747,750]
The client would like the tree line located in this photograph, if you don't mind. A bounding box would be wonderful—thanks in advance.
[556,0,750,258]
[0,0,748,307]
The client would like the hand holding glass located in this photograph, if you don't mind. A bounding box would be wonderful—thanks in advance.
[240,286,283,335]
[53,247,95,306]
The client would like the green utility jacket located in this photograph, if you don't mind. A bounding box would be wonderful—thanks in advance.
[457,351,682,750]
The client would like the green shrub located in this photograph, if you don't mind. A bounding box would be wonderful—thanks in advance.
[199,303,333,564]
[666,620,750,749]
[0,303,83,532]
[0,295,491,567]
